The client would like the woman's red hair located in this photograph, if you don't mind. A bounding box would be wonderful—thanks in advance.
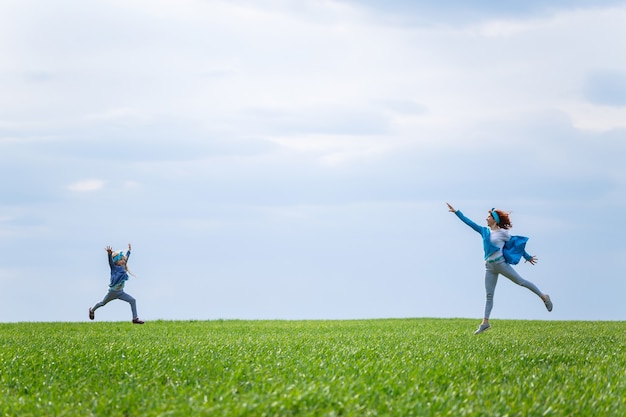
[494,209,512,229]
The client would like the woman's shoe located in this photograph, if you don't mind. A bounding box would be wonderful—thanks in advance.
[543,295,553,312]
[474,323,491,335]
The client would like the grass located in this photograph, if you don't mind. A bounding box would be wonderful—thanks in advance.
[1,319,624,416]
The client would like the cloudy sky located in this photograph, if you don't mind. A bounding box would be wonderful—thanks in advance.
[1,0,625,323]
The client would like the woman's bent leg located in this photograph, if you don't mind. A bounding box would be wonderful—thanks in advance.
[496,262,544,298]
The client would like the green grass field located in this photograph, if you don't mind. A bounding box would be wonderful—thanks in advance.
[1,319,624,416]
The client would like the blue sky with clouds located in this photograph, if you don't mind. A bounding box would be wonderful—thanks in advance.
[1,0,625,323]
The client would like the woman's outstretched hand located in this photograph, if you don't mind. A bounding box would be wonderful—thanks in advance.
[526,256,538,265]
[446,202,457,213]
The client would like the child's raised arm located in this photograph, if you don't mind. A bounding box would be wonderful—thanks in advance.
[106,245,114,269]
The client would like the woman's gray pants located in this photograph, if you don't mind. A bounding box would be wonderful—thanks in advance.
[483,259,543,319]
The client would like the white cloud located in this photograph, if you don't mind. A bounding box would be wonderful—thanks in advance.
[67,179,106,192]
[85,107,151,122]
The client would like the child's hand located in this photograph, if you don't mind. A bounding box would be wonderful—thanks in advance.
[128,243,132,251]
[105,246,112,253]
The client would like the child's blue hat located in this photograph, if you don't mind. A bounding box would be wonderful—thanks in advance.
[112,251,126,263]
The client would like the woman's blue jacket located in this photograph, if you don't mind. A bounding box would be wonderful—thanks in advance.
[454,210,532,265]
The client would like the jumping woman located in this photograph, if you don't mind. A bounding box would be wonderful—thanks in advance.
[89,243,144,324]
[446,203,552,334]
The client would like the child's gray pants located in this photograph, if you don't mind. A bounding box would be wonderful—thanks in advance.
[93,290,138,319]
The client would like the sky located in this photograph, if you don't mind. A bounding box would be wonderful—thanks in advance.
[1,0,625,323]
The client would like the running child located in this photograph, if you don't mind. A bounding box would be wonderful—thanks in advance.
[89,243,144,324]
